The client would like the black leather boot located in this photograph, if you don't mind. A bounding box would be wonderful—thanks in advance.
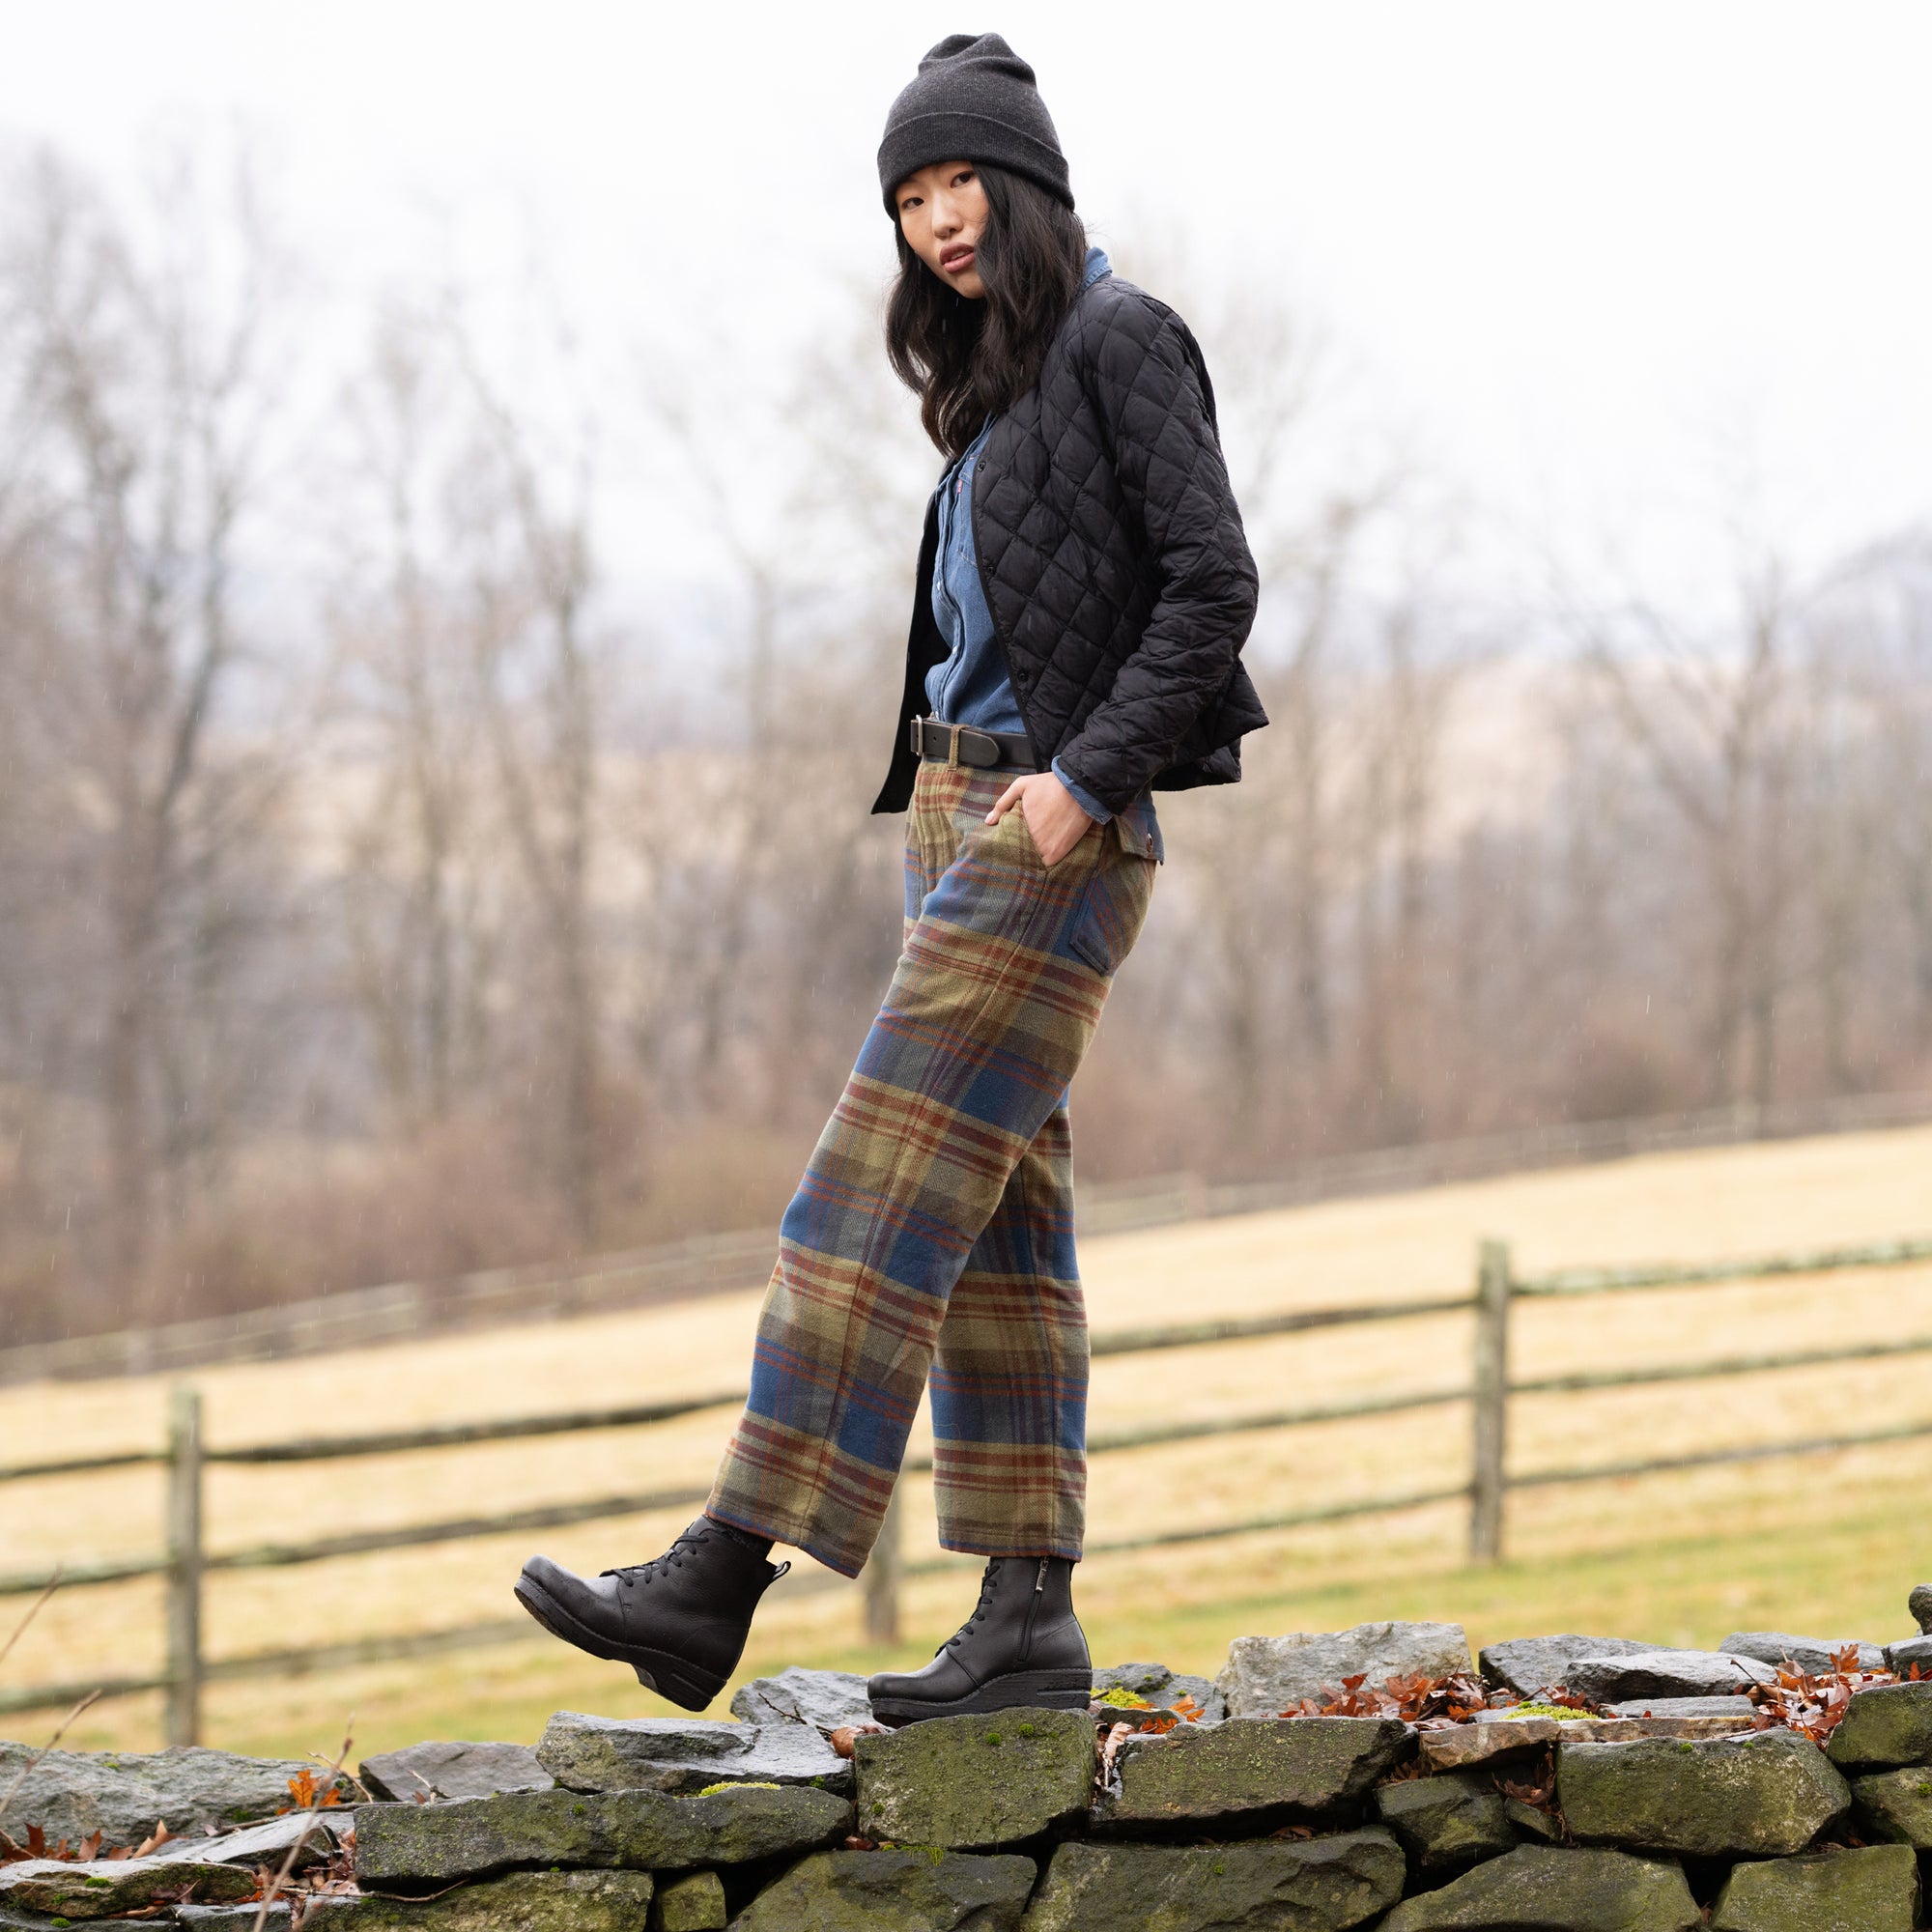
[867,1555,1091,1726]
[514,1518,789,1712]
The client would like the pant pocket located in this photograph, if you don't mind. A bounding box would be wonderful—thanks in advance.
[1066,844,1154,978]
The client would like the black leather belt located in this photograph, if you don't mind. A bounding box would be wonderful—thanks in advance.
[910,717,1037,771]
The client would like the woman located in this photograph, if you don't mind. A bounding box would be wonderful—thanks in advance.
[516,32,1264,1725]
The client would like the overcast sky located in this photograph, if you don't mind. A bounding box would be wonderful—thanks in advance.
[4,0,1928,605]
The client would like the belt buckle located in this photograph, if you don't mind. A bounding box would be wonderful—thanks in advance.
[912,715,958,765]
[912,716,969,768]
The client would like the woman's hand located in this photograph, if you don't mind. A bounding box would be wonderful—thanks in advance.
[987,771,1095,867]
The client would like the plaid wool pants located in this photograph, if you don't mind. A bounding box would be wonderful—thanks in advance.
[706,761,1157,1577]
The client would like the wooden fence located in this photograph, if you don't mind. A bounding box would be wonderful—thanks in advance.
[6,1230,1932,1741]
[9,1086,1930,1391]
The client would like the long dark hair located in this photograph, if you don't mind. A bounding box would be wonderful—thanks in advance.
[885,164,1087,459]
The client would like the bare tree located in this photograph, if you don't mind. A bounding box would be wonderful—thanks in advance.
[0,146,290,1320]
[331,316,502,1132]
[452,326,609,1246]
[1572,546,1843,1110]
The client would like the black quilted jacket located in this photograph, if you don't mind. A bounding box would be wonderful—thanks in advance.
[872,269,1266,818]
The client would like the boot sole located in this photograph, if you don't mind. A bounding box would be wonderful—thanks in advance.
[869,1668,1094,1728]
[513,1572,724,1713]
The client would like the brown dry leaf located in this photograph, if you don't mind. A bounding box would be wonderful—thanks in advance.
[1746,1657,1894,1743]
[1279,1668,1504,1727]
[1497,1747,1559,1814]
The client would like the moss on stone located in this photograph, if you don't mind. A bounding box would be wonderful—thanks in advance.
[853,1708,1094,1852]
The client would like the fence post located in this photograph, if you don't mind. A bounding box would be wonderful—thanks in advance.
[863,1484,903,1645]
[164,1384,205,1747]
[1468,1239,1512,1565]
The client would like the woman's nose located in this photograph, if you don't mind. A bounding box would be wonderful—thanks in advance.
[930,194,960,239]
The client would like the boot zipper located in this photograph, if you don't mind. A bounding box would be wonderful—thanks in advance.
[1018,1557,1048,1663]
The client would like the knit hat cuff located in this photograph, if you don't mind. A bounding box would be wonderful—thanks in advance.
[878,111,1075,214]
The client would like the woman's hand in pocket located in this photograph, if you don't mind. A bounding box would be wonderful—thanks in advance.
[987,771,1094,867]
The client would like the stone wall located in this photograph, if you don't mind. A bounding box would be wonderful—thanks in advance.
[5,1604,1931,1930]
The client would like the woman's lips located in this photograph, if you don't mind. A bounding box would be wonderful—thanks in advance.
[941,246,977,274]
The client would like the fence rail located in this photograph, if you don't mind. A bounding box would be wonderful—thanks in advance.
[11,1086,1932,1391]
[8,1221,1931,1737]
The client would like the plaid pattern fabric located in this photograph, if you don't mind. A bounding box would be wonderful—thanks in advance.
[707,763,1155,1577]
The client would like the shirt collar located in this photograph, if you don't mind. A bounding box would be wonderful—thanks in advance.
[1082,245,1112,289]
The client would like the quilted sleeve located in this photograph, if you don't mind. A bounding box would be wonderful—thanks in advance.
[1052,301,1260,814]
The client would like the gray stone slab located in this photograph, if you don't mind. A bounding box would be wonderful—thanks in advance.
[728,1665,873,1732]
[1603,1695,1759,1720]
[853,1708,1093,1852]
[651,1868,726,1930]
[0,1852,258,1919]
[0,1742,326,1847]
[1215,1621,1472,1718]
[1378,1846,1701,1931]
[1020,1830,1405,1932]
[1478,1634,1651,1697]
[1709,1842,1919,1932]
[535,1711,848,1796]
[0,1908,83,1932]
[1561,1649,1776,1704]
[1375,1768,1517,1868]
[352,1783,850,1885]
[1884,1634,1932,1673]
[175,1908,293,1927]
[1826,1680,1932,1770]
[1855,1765,1932,1847]
[1505,1794,1564,1843]
[1094,1717,1408,1831]
[1721,1631,1888,1674]
[1420,1715,1760,1773]
[733,1850,1037,1931]
[187,1808,351,1866]
[1559,1727,1850,1857]
[307,1868,657,1928]
[359,1741,553,1803]
[1090,1662,1227,1723]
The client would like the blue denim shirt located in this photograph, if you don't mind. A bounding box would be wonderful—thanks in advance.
[923,246,1161,858]
[925,414,1019,735]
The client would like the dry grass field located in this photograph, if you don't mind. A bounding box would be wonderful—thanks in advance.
[7,1122,1932,1765]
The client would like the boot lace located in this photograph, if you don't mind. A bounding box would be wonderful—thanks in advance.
[937,1560,1003,1655]
[601,1522,787,1590]
[602,1522,709,1588]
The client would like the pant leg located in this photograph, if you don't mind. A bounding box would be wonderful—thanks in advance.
[706,763,1151,1577]
[928,1096,1089,1559]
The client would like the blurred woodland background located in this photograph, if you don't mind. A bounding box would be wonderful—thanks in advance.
[4,137,1932,1350]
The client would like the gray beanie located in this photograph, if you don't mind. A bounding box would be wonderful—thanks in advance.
[877,33,1073,216]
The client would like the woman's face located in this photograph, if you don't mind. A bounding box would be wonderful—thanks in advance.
[895,160,988,299]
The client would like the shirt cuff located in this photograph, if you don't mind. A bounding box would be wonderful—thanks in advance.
[1052,758,1113,823]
